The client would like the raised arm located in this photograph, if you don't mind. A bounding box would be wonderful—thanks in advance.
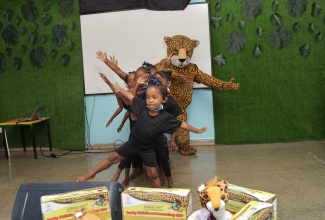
[157,54,172,71]
[97,50,128,81]
[106,97,124,127]
[128,73,149,96]
[114,82,135,103]
[180,122,208,134]
[117,111,130,133]
[99,73,116,93]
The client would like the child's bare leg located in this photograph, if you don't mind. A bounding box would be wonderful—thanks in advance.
[166,176,175,188]
[146,166,161,188]
[139,167,144,174]
[168,159,174,169]
[77,152,124,182]
[110,168,122,182]
[121,168,130,188]
[159,164,166,186]
[139,167,145,177]
[129,167,138,180]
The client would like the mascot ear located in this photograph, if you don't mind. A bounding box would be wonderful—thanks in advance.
[164,36,171,44]
[192,39,200,48]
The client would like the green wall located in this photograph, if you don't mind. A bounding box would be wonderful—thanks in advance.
[209,0,325,144]
[1,0,324,149]
[0,0,84,150]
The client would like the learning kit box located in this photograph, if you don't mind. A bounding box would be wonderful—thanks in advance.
[41,186,111,220]
[121,187,192,220]
[230,201,274,220]
[226,184,277,219]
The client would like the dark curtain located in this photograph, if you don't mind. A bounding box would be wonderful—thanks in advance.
[145,0,191,10]
[79,0,191,14]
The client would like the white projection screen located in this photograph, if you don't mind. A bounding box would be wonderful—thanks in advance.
[80,2,211,95]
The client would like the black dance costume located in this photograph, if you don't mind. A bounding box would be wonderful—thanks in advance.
[115,96,182,167]
[154,95,181,177]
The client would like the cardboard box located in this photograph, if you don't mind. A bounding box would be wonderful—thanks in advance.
[41,186,111,220]
[230,201,274,220]
[226,184,277,219]
[121,187,192,220]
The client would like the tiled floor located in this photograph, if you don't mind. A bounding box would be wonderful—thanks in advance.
[1,140,325,219]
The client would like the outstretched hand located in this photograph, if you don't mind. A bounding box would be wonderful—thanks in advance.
[106,119,113,127]
[113,82,121,93]
[99,73,109,84]
[228,77,235,84]
[96,50,107,62]
[222,77,240,91]
[109,55,118,66]
[169,140,179,153]
[162,54,172,65]
[197,126,208,134]
[137,74,149,85]
[166,54,172,64]
[117,124,123,133]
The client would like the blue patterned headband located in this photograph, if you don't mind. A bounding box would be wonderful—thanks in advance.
[148,77,161,86]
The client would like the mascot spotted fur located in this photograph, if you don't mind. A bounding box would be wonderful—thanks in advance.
[156,35,239,155]
[188,177,232,220]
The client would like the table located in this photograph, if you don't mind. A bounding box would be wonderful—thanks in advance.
[0,117,52,159]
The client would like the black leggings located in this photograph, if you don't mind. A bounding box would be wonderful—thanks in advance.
[117,155,143,170]
[155,135,171,177]
[132,155,143,168]
[118,156,132,169]
[117,118,138,170]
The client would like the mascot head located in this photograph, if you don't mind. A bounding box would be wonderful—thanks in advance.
[164,35,199,68]
[197,177,229,212]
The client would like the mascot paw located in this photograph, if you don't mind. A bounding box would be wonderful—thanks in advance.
[228,82,240,91]
[223,78,240,91]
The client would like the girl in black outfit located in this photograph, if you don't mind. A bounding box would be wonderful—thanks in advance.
[77,80,207,187]
[124,71,181,187]
[152,71,181,187]
[109,67,148,187]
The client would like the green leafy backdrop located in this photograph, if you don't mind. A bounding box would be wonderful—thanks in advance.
[0,0,84,150]
[209,0,325,144]
[1,0,324,148]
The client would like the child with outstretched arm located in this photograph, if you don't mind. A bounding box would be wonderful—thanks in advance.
[77,81,207,187]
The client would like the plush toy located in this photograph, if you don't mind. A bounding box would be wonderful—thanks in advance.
[188,177,232,220]
[155,35,239,155]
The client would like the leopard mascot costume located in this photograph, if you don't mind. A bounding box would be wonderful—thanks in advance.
[156,35,239,155]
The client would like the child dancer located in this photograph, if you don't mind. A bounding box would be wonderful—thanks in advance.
[151,71,180,187]
[99,72,135,129]
[108,68,149,187]
[96,51,152,186]
[125,71,181,188]
[77,81,207,187]
[96,51,172,186]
